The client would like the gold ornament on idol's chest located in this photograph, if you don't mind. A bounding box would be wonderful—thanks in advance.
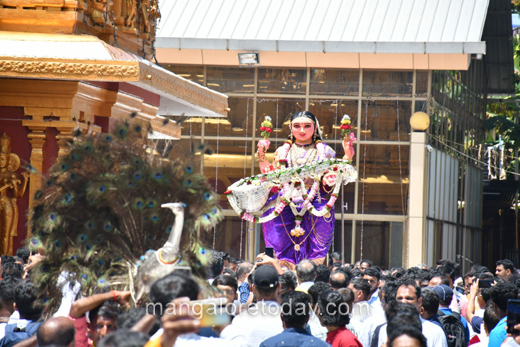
[294,244,300,251]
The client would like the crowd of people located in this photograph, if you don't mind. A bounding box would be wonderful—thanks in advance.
[1,246,520,347]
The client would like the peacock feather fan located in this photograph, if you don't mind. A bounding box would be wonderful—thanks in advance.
[28,115,223,313]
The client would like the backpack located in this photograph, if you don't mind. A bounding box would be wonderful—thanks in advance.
[0,321,40,347]
[437,310,467,347]
[370,324,384,347]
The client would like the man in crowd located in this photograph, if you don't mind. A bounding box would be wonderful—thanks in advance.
[307,282,331,341]
[1,280,42,347]
[236,262,254,304]
[315,265,330,283]
[488,281,519,347]
[419,288,444,331]
[330,269,349,290]
[433,284,469,345]
[212,275,239,316]
[375,279,448,347]
[496,259,516,281]
[318,291,362,346]
[221,265,283,347]
[360,259,372,272]
[295,259,316,293]
[69,289,131,347]
[348,277,372,334]
[260,291,329,347]
[36,317,76,347]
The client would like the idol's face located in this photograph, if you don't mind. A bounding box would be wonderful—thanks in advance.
[0,154,8,169]
[291,117,315,144]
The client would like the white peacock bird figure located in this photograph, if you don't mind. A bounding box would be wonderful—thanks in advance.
[135,202,188,300]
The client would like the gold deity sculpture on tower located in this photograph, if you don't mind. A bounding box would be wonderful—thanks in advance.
[0,133,29,256]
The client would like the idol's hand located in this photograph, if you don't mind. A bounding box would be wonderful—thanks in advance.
[323,172,337,186]
[256,139,270,163]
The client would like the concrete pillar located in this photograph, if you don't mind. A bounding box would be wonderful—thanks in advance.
[406,132,428,267]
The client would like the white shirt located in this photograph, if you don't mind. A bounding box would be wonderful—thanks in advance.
[357,311,387,347]
[377,317,448,347]
[308,309,328,341]
[220,300,283,347]
[349,301,373,335]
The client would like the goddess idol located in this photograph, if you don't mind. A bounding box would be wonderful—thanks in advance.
[226,111,357,268]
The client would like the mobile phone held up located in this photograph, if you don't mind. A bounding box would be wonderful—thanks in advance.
[265,247,274,258]
[478,279,493,289]
[507,299,520,334]
[189,298,231,327]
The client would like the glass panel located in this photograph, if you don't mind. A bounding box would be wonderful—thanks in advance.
[363,70,413,96]
[164,64,204,85]
[333,220,353,263]
[357,144,409,215]
[310,69,359,96]
[309,100,358,148]
[201,216,246,259]
[416,71,428,97]
[204,138,254,210]
[355,221,392,269]
[390,222,404,268]
[360,100,411,141]
[206,67,255,93]
[257,68,307,94]
[255,98,305,140]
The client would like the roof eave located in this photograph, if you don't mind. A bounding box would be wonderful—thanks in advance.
[156,38,486,55]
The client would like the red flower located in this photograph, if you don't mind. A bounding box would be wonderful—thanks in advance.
[266,128,272,133]
[346,125,352,130]
[340,124,348,129]
[260,126,266,131]
[332,167,338,171]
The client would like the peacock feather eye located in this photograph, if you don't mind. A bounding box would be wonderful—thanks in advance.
[34,190,43,200]
[84,145,92,153]
[71,154,79,161]
[184,179,192,186]
[86,222,95,229]
[60,164,68,171]
[104,222,112,231]
[105,135,112,142]
[46,180,53,187]
[185,165,193,173]
[119,128,127,137]
[98,185,106,193]
[134,125,142,133]
[128,180,135,188]
[64,194,72,202]
[55,240,61,248]
[134,172,142,180]
[85,244,92,251]
[71,173,77,181]
[30,238,40,246]
[204,214,210,220]
[97,259,104,266]
[150,214,159,222]
[81,273,89,282]
[80,235,87,242]
[166,226,172,234]
[134,199,144,209]
[148,200,156,208]
[49,213,56,221]
[154,172,162,179]
[200,249,207,255]
[96,236,103,243]
[204,192,211,201]
[213,208,218,214]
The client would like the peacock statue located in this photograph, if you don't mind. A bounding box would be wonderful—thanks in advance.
[27,114,222,311]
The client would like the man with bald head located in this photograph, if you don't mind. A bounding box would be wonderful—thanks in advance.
[37,317,75,347]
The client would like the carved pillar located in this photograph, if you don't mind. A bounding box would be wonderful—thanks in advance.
[52,121,77,159]
[21,120,47,210]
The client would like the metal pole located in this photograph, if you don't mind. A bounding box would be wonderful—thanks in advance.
[341,184,345,264]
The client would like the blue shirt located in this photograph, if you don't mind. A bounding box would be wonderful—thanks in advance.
[238,282,250,304]
[439,307,470,344]
[488,316,508,347]
[260,327,332,347]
